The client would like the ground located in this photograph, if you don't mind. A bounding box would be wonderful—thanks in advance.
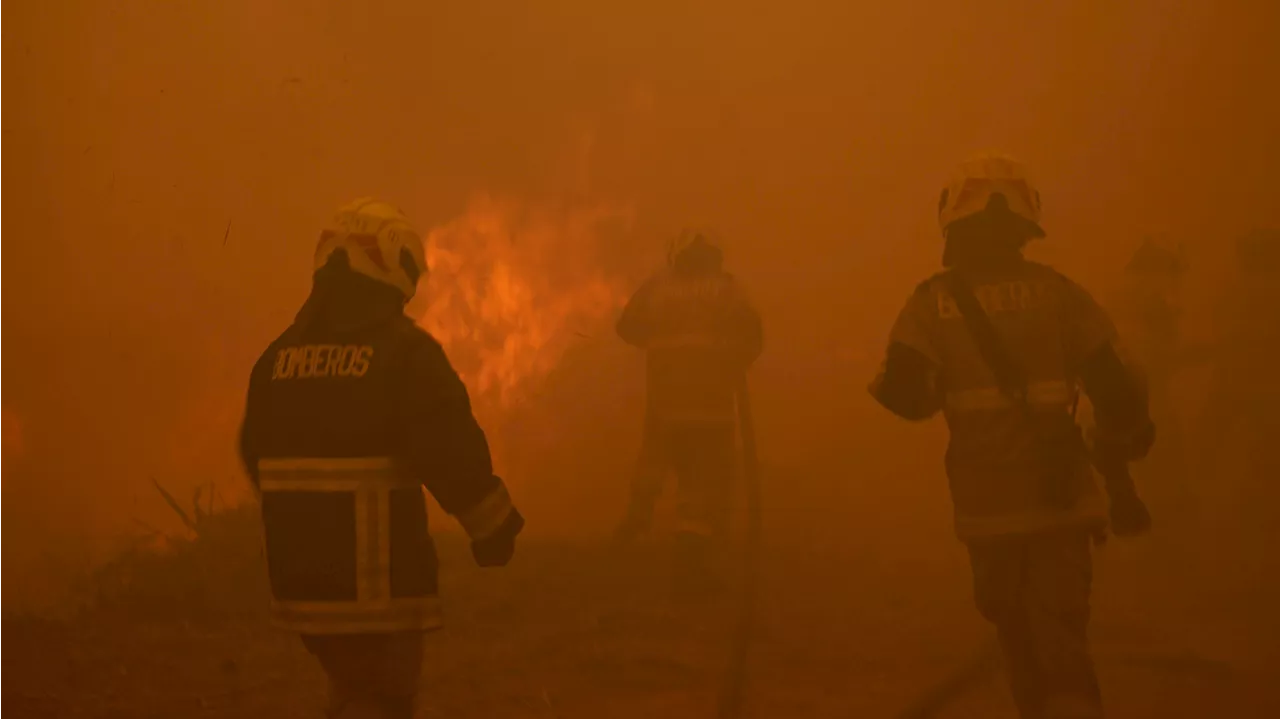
[4,521,1279,719]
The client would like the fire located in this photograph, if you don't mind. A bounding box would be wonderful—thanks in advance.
[415,194,632,426]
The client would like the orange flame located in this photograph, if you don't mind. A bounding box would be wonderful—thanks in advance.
[415,194,632,427]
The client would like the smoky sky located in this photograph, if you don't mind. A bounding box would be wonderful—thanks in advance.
[3,0,1278,600]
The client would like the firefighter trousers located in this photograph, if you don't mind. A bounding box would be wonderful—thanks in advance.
[625,419,736,582]
[967,529,1103,719]
[301,631,425,719]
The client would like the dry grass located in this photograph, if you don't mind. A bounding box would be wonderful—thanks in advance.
[4,481,1280,718]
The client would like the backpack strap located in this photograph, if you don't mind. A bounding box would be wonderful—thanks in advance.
[942,271,1029,406]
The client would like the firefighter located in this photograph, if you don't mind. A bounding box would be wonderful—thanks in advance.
[1118,236,1189,402]
[869,155,1154,719]
[1193,229,1280,538]
[1115,237,1193,492]
[239,198,524,719]
[612,229,763,594]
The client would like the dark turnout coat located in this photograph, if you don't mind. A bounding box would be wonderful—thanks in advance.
[616,268,763,425]
[240,267,517,634]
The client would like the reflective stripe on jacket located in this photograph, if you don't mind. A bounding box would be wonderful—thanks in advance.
[617,270,763,425]
[240,284,517,635]
[259,456,443,634]
[885,262,1115,540]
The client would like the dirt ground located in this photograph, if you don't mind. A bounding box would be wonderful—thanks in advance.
[5,513,1279,719]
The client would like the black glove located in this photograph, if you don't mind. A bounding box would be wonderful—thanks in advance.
[471,510,524,568]
[1102,467,1152,537]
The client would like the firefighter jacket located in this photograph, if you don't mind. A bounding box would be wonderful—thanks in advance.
[871,260,1150,541]
[239,268,519,635]
[617,268,763,425]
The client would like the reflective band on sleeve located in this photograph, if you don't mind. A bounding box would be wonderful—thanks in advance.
[457,483,514,540]
[946,380,1074,411]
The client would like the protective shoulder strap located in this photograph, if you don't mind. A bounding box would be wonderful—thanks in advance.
[942,270,1029,404]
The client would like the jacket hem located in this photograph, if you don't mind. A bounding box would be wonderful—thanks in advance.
[955,507,1108,542]
[269,597,443,635]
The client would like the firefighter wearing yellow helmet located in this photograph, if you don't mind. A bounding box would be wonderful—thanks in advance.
[613,228,763,595]
[869,156,1154,719]
[239,198,524,719]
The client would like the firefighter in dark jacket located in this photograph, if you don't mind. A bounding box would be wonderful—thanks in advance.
[612,229,763,592]
[239,198,524,719]
[869,156,1154,719]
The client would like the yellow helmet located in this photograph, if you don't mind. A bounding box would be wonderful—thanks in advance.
[666,227,723,267]
[315,198,427,300]
[938,153,1044,237]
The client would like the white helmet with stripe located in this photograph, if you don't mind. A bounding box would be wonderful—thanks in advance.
[315,198,427,300]
[938,153,1044,238]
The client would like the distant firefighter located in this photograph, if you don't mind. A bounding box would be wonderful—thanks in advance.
[869,154,1155,719]
[1124,240,1192,389]
[1194,228,1280,500]
[1119,236,1189,374]
[238,198,524,719]
[1110,236,1199,491]
[613,229,763,595]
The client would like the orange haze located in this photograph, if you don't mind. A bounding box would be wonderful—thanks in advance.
[4,0,1279,608]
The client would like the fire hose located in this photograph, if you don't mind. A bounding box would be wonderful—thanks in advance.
[715,375,763,719]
